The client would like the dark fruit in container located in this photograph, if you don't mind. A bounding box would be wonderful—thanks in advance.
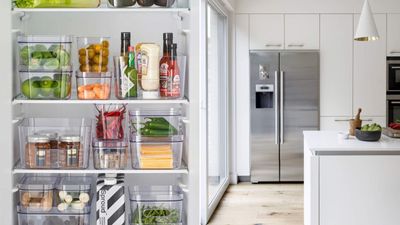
[155,0,175,7]
[137,0,154,6]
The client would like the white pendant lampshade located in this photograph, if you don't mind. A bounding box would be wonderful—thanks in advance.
[354,0,379,41]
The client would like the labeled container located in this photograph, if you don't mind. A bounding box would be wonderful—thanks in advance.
[159,55,187,99]
[129,185,183,225]
[93,139,129,169]
[130,136,183,169]
[76,72,112,100]
[77,37,110,73]
[56,177,92,212]
[139,43,160,99]
[19,118,91,169]
[18,35,72,71]
[114,56,138,99]
[95,104,127,140]
[129,109,182,139]
[17,209,90,225]
[15,0,100,8]
[18,176,58,212]
[19,70,72,99]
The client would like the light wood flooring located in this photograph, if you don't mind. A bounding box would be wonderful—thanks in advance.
[207,183,304,225]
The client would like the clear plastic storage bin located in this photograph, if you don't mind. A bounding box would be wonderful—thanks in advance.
[18,176,58,212]
[130,136,183,169]
[17,206,90,225]
[95,104,127,140]
[129,109,182,139]
[77,37,110,73]
[93,139,128,169]
[129,185,183,225]
[15,0,100,8]
[56,177,92,212]
[19,70,72,99]
[18,35,72,71]
[76,72,112,100]
[18,118,91,169]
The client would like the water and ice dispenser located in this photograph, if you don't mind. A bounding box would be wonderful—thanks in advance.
[255,84,274,108]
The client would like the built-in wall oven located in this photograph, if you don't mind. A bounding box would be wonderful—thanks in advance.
[387,57,400,124]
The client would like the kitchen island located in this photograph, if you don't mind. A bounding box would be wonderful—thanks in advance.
[304,131,400,225]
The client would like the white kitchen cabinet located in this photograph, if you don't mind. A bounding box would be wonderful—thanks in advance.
[320,117,352,131]
[320,14,353,117]
[285,14,319,50]
[320,156,400,225]
[353,14,386,117]
[249,14,284,50]
[387,14,400,56]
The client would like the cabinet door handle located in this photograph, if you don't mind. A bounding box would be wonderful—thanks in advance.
[265,44,282,47]
[334,119,352,122]
[390,51,400,54]
[391,67,400,69]
[288,44,305,47]
[390,101,400,104]
[362,119,373,122]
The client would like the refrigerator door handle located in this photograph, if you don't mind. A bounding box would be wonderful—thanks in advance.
[275,71,279,145]
[280,70,284,144]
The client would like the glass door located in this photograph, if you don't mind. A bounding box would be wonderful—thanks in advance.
[201,1,229,223]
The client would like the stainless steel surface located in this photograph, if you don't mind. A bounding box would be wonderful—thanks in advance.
[275,72,279,145]
[255,84,273,92]
[390,101,400,104]
[391,67,400,69]
[281,52,319,182]
[250,51,280,183]
[250,51,319,183]
[280,70,284,145]
[259,65,269,80]
[387,95,400,100]
[387,58,400,93]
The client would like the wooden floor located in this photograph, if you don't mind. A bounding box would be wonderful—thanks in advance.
[207,183,304,225]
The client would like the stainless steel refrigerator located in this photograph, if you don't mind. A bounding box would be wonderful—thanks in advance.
[250,51,319,183]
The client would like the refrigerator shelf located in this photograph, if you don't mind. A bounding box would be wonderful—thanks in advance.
[13,94,189,105]
[12,5,190,13]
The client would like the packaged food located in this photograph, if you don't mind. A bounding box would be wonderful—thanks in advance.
[130,136,183,169]
[18,176,58,212]
[18,35,72,71]
[129,185,183,225]
[76,72,112,100]
[15,0,100,8]
[96,175,125,225]
[93,139,128,169]
[19,118,91,169]
[77,37,110,73]
[56,176,92,212]
[95,104,126,140]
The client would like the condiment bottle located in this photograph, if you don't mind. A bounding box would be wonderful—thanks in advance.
[140,43,160,99]
[126,46,138,97]
[166,43,180,97]
[160,33,173,97]
[120,32,131,57]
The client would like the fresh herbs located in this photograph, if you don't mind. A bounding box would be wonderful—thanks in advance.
[133,206,180,224]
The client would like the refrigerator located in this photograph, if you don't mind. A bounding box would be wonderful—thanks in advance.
[250,51,319,183]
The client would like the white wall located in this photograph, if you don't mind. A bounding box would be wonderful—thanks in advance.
[236,0,400,13]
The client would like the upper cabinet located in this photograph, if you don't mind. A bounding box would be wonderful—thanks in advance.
[387,14,400,56]
[249,14,284,50]
[285,14,320,50]
[353,14,387,117]
[249,14,319,50]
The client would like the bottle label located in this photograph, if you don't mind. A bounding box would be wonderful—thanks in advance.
[141,55,149,77]
[160,62,169,95]
[122,65,135,97]
[171,73,181,97]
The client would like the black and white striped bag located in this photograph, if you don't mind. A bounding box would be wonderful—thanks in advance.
[96,176,125,225]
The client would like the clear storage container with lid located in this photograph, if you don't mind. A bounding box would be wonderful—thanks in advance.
[130,136,183,169]
[17,35,72,71]
[17,208,91,225]
[15,0,100,8]
[76,72,112,100]
[18,176,58,212]
[19,118,91,169]
[129,185,184,225]
[93,139,128,169]
[56,176,92,212]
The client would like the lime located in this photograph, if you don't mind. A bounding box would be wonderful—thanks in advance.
[21,79,39,99]
[40,76,53,88]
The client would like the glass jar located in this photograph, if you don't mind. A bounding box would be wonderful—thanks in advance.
[25,135,51,168]
[39,132,58,149]
[59,135,81,168]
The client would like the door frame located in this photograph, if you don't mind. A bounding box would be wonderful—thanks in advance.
[200,0,230,224]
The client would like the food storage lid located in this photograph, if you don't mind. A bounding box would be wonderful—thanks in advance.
[18,35,73,43]
[17,205,91,214]
[60,135,81,143]
[129,108,181,116]
[92,139,128,148]
[57,176,92,191]
[27,135,50,143]
[36,131,58,140]
[18,176,58,190]
[130,135,184,143]
[76,71,112,78]
[129,185,184,202]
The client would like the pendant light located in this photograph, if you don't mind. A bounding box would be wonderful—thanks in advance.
[354,0,379,41]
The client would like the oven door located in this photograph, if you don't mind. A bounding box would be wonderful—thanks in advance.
[387,61,400,92]
[387,99,400,124]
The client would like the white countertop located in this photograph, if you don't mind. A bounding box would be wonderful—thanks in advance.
[304,131,400,155]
